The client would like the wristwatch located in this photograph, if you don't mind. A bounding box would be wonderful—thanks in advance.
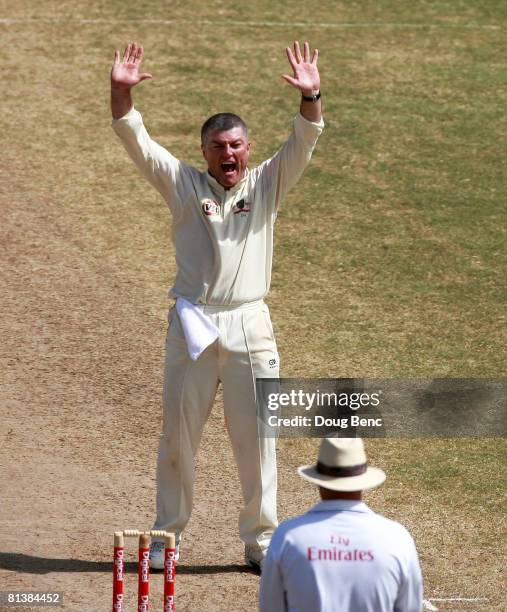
[302,90,321,102]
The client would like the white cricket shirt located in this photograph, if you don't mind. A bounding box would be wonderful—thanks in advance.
[259,499,423,612]
[112,108,324,305]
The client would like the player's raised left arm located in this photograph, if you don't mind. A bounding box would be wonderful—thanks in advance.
[282,41,321,123]
[253,41,323,211]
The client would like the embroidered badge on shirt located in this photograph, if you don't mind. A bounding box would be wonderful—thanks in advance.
[232,199,251,215]
[202,199,220,216]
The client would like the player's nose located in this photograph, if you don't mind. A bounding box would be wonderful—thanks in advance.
[223,144,234,156]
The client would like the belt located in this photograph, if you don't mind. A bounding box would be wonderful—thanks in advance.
[200,299,265,314]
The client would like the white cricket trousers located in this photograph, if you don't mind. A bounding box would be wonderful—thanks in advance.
[152,299,279,554]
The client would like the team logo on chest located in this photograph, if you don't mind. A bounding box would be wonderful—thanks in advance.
[232,198,251,215]
[202,198,220,216]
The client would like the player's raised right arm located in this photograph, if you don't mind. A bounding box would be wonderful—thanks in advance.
[110,42,152,119]
[110,43,191,219]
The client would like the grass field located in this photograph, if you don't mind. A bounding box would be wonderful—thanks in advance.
[1,0,506,609]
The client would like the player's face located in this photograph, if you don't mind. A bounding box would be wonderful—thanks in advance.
[201,127,251,189]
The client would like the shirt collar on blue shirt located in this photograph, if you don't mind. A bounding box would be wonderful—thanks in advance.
[309,499,373,514]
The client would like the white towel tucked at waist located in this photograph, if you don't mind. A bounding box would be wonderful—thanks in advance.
[175,297,220,360]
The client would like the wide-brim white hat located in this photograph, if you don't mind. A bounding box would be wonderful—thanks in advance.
[297,437,386,492]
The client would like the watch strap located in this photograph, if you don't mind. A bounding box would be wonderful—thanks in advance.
[302,90,321,102]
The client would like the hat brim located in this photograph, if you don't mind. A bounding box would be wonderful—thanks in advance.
[297,464,386,492]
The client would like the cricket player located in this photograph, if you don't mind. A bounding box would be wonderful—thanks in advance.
[259,437,423,610]
[110,40,323,571]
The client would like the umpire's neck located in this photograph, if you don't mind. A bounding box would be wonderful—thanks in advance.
[319,487,362,501]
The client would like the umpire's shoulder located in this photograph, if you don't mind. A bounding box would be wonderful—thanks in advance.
[368,510,418,549]
[271,509,318,546]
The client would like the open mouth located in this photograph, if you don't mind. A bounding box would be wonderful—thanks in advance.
[221,162,236,175]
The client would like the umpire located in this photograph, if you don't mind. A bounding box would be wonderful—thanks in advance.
[259,437,423,610]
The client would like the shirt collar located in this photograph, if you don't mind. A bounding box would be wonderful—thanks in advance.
[309,499,373,514]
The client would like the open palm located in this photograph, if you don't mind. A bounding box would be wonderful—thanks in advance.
[282,41,320,95]
[111,42,152,90]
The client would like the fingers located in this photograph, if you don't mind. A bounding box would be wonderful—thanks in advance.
[128,42,137,63]
[287,41,317,65]
[122,43,131,62]
[281,74,299,88]
[134,45,143,65]
[285,46,298,72]
[120,41,143,64]
[118,41,148,67]
[293,41,303,63]
[303,41,310,63]
[139,72,153,82]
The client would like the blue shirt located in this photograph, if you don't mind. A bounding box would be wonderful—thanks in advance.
[259,499,423,612]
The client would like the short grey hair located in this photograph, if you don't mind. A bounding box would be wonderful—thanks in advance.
[201,113,248,144]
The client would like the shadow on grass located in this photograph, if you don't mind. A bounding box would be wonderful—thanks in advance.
[0,552,255,575]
